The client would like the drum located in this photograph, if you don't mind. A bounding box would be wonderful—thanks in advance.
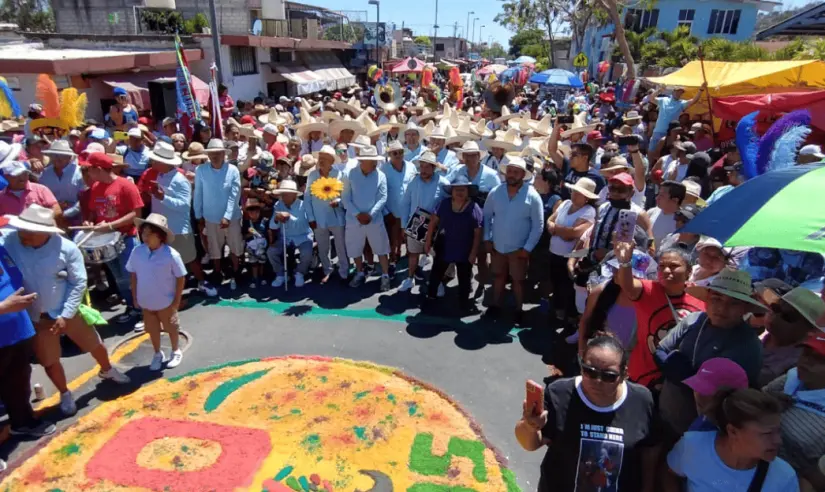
[74,231,125,265]
[404,209,435,245]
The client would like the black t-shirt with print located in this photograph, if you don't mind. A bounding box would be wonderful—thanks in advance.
[538,377,656,492]
[561,157,606,200]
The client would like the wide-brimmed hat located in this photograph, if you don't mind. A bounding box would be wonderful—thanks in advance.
[482,128,522,152]
[758,285,825,330]
[413,150,446,171]
[456,140,481,155]
[468,118,494,139]
[294,154,316,177]
[386,140,404,153]
[443,174,478,196]
[258,108,289,126]
[294,109,329,141]
[349,134,371,150]
[42,139,76,158]
[530,114,554,136]
[239,124,263,139]
[316,144,338,164]
[563,177,599,199]
[6,204,64,234]
[331,96,363,116]
[181,142,207,161]
[599,156,631,174]
[612,125,633,138]
[493,105,520,124]
[358,111,385,138]
[0,140,21,167]
[561,112,598,139]
[107,153,127,168]
[273,179,303,197]
[329,114,366,141]
[204,139,228,154]
[135,213,175,243]
[443,124,470,146]
[0,120,20,132]
[500,155,533,180]
[147,141,182,166]
[383,114,405,132]
[356,145,385,162]
[403,120,426,140]
[409,97,428,114]
[623,110,642,122]
[686,269,767,310]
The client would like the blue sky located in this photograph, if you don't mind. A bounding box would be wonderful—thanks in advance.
[308,0,515,49]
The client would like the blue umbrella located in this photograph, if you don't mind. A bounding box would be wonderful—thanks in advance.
[513,55,536,65]
[499,66,522,83]
[529,69,583,88]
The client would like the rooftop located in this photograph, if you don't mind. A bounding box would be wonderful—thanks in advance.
[756,2,825,39]
[0,43,202,74]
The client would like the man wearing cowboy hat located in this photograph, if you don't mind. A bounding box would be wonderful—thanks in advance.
[381,138,417,273]
[295,107,328,157]
[40,140,85,226]
[648,82,707,150]
[2,204,131,416]
[397,151,449,293]
[144,141,216,298]
[342,145,392,292]
[0,160,61,218]
[330,115,366,159]
[482,156,544,324]
[194,138,243,291]
[426,126,460,176]
[547,123,605,201]
[306,145,349,283]
[481,128,521,171]
[448,141,501,203]
[403,121,426,163]
[267,180,314,288]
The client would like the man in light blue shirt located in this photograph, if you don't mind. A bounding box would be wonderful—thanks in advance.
[119,127,151,179]
[194,139,243,290]
[342,145,391,291]
[403,122,426,163]
[482,156,544,324]
[1,204,130,416]
[267,181,314,288]
[40,140,85,225]
[448,141,501,201]
[380,139,416,271]
[649,83,706,148]
[427,127,460,176]
[306,145,349,282]
[398,151,448,293]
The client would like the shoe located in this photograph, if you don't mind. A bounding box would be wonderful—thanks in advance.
[339,268,349,280]
[100,367,130,384]
[380,274,391,292]
[388,263,397,277]
[364,264,375,276]
[294,273,305,288]
[201,254,211,265]
[199,281,218,297]
[150,351,165,371]
[349,271,366,288]
[0,458,6,472]
[166,350,183,369]
[271,276,285,288]
[420,255,431,269]
[437,283,446,298]
[133,320,145,332]
[60,391,77,416]
[399,277,414,292]
[9,420,56,437]
[483,306,500,320]
[115,308,139,324]
[229,279,237,291]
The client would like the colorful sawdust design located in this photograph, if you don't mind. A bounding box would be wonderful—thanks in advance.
[0,356,521,492]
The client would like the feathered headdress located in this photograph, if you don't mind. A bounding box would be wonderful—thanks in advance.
[0,77,21,120]
[735,109,812,180]
[30,74,87,136]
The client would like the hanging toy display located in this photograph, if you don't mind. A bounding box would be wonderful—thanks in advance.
[447,67,464,110]
[736,109,812,180]
[30,74,87,140]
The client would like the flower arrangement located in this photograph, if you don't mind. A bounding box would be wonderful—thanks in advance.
[310,176,343,202]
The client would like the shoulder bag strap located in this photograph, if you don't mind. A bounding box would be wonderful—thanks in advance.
[747,460,770,492]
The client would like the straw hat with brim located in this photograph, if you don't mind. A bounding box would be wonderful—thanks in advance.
[561,112,598,139]
[0,120,20,132]
[147,141,182,166]
[501,155,533,181]
[599,156,631,174]
[383,114,405,132]
[456,140,482,155]
[6,204,64,234]
[294,155,316,177]
[530,114,554,136]
[204,139,229,154]
[413,151,446,171]
[469,119,494,139]
[239,125,263,139]
[107,153,127,168]
[493,106,520,125]
[563,177,599,200]
[759,285,825,330]
[686,269,767,310]
[443,175,478,196]
[357,146,385,162]
[612,125,633,138]
[329,116,366,141]
[482,128,522,152]
[258,108,289,126]
[42,139,76,158]
[181,143,207,161]
[0,141,21,166]
[403,121,426,140]
[273,180,303,197]
[135,213,175,243]
[623,110,642,122]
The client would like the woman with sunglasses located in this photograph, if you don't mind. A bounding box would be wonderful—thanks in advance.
[516,332,657,492]
[665,388,799,492]
[763,331,825,491]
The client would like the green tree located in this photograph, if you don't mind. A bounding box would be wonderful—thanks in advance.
[482,42,508,60]
[414,35,431,46]
[508,28,546,57]
[0,0,54,32]
[323,23,364,43]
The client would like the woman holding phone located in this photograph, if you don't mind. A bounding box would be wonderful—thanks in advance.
[515,332,658,492]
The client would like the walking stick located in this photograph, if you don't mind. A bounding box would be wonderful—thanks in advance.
[283,231,288,292]
[697,46,717,143]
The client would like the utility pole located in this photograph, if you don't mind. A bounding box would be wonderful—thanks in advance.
[433,0,439,61]
[208,0,223,83]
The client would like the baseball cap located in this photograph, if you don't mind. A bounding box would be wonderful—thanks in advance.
[240,115,256,125]
[127,127,142,139]
[675,203,701,222]
[89,128,108,140]
[696,236,723,251]
[162,117,177,127]
[0,161,30,177]
[81,152,114,170]
[683,358,749,396]
[113,87,128,96]
[682,179,702,198]
[262,123,279,136]
[802,332,825,356]
[680,141,697,156]
[799,144,825,159]
[608,172,634,187]
[586,130,603,141]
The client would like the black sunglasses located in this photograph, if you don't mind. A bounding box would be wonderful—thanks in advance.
[579,358,621,383]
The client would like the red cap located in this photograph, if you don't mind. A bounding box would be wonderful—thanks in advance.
[802,332,825,356]
[138,116,151,125]
[240,115,256,125]
[587,130,603,141]
[83,153,114,170]
[609,172,634,187]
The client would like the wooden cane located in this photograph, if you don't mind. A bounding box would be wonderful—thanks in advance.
[283,230,288,293]
[697,46,717,143]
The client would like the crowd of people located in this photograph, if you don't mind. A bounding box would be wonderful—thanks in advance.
[0,75,823,490]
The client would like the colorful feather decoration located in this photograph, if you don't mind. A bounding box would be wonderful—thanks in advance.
[0,77,21,119]
[59,87,78,128]
[36,74,60,119]
[768,124,811,173]
[755,109,811,177]
[73,92,87,128]
[735,111,760,180]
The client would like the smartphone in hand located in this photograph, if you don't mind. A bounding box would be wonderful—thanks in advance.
[526,380,544,415]
[616,210,638,244]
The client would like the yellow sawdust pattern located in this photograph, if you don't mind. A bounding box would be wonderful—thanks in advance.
[135,437,222,472]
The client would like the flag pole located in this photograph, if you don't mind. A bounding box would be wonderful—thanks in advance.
[697,46,717,142]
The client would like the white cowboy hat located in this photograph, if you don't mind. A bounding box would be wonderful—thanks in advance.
[383,114,405,132]
[413,150,446,171]
[508,117,536,138]
[203,138,229,154]
[623,110,642,122]
[428,125,447,141]
[561,112,598,139]
[403,120,426,140]
[563,177,599,200]
[134,213,175,243]
[147,141,182,166]
[357,145,385,162]
[444,124,470,146]
[42,139,76,158]
[329,114,366,141]
[493,105,521,125]
[331,96,363,116]
[258,108,289,126]
[321,111,342,123]
[358,111,385,138]
[686,269,767,310]
[316,144,338,163]
[0,120,20,132]
[0,140,21,167]
[409,97,427,113]
[530,114,554,136]
[294,107,329,141]
[482,128,522,152]
[272,179,303,197]
[468,118,494,139]
[386,140,404,153]
[6,204,64,234]
[521,136,549,159]
[294,154,316,177]
[349,134,371,150]
[500,155,533,180]
[415,106,440,124]
[456,140,482,155]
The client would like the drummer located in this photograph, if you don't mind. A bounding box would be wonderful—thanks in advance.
[80,152,145,328]
[0,204,130,417]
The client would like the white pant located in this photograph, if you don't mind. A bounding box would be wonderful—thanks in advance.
[345,220,390,258]
[315,225,348,275]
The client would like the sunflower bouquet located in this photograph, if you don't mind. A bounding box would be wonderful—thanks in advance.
[310,176,343,202]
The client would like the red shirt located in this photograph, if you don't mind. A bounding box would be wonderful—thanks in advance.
[137,167,185,195]
[628,280,705,388]
[87,177,144,236]
[268,142,287,159]
[0,182,57,216]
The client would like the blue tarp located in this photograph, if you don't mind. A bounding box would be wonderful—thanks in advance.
[529,69,583,88]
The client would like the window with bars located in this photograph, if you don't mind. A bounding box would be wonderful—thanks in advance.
[230,46,258,76]
[624,8,659,32]
[678,9,695,32]
[707,9,741,35]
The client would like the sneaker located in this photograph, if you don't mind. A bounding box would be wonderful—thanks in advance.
[229,279,237,291]
[349,271,366,288]
[100,367,130,384]
[150,351,165,371]
[399,277,414,292]
[420,255,431,269]
[199,281,218,297]
[271,276,285,288]
[133,320,145,332]
[364,263,375,276]
[388,263,397,277]
[166,350,183,369]
[294,273,305,288]
[437,283,446,298]
[380,274,391,292]
[9,420,56,437]
[115,308,139,324]
[59,391,77,416]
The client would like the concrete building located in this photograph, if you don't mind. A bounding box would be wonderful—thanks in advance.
[431,36,468,60]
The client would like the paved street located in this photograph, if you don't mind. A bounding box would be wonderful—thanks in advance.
[0,271,561,490]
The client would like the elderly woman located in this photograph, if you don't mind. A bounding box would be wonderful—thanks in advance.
[515,332,657,492]
[688,236,729,287]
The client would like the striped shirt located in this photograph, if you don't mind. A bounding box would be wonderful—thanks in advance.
[764,372,825,474]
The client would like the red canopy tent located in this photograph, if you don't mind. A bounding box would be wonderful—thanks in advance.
[391,57,426,74]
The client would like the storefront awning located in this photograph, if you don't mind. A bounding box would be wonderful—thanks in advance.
[267,63,327,95]
[300,52,355,91]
